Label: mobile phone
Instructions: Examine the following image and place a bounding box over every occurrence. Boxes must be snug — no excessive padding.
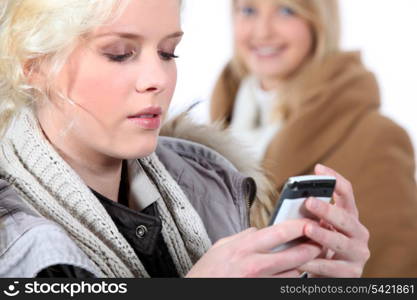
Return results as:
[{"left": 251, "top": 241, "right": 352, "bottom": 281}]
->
[{"left": 269, "top": 175, "right": 336, "bottom": 252}]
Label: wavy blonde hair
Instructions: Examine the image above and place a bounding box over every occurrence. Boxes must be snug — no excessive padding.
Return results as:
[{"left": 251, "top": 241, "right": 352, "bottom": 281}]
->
[
  {"left": 0, "top": 0, "right": 132, "bottom": 136},
  {"left": 231, "top": 0, "right": 341, "bottom": 119}
]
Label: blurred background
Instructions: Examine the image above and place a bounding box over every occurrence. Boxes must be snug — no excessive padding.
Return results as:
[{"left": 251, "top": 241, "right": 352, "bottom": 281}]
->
[{"left": 170, "top": 0, "right": 417, "bottom": 154}]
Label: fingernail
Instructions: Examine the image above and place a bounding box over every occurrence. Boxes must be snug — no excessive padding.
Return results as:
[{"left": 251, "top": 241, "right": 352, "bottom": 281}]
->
[
  {"left": 306, "top": 224, "right": 315, "bottom": 235},
  {"left": 315, "top": 164, "right": 326, "bottom": 173},
  {"left": 307, "top": 198, "right": 320, "bottom": 210}
]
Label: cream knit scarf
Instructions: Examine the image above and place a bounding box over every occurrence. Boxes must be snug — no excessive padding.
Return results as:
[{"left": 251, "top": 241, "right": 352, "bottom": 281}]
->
[
  {"left": 0, "top": 109, "right": 212, "bottom": 277},
  {"left": 230, "top": 76, "right": 282, "bottom": 161}
]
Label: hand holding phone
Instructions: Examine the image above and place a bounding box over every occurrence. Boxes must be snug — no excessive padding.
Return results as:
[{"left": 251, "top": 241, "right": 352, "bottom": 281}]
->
[{"left": 269, "top": 175, "right": 336, "bottom": 252}]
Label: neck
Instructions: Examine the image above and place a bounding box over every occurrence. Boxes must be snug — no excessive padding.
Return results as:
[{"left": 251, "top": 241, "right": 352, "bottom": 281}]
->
[
  {"left": 36, "top": 108, "right": 123, "bottom": 202},
  {"left": 259, "top": 76, "right": 284, "bottom": 92},
  {"left": 58, "top": 149, "right": 123, "bottom": 202}
]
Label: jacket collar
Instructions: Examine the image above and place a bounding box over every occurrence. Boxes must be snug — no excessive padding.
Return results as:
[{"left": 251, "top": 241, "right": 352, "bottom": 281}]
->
[{"left": 263, "top": 52, "right": 380, "bottom": 188}]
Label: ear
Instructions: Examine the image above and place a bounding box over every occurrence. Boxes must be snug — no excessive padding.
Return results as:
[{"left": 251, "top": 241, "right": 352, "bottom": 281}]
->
[{"left": 24, "top": 58, "right": 44, "bottom": 87}]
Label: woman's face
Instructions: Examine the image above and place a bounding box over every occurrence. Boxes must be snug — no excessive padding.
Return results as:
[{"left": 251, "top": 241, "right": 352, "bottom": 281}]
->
[
  {"left": 234, "top": 0, "right": 313, "bottom": 89},
  {"left": 37, "top": 0, "right": 182, "bottom": 161}
]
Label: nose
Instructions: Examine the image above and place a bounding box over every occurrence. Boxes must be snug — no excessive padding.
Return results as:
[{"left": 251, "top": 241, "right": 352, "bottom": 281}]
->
[
  {"left": 253, "top": 13, "right": 275, "bottom": 40},
  {"left": 135, "top": 52, "right": 169, "bottom": 95}
]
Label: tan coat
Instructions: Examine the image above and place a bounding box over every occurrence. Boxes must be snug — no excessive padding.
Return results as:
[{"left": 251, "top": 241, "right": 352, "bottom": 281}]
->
[{"left": 211, "top": 52, "right": 417, "bottom": 277}]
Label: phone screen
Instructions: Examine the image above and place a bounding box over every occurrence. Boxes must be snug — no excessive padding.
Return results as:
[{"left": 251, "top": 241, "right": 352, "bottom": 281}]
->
[
  {"left": 269, "top": 175, "right": 336, "bottom": 252},
  {"left": 269, "top": 175, "right": 336, "bottom": 225}
]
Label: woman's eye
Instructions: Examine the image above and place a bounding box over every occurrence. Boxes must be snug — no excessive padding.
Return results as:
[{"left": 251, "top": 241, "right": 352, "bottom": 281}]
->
[
  {"left": 278, "top": 6, "right": 296, "bottom": 16},
  {"left": 239, "top": 6, "right": 257, "bottom": 16},
  {"left": 103, "top": 51, "right": 135, "bottom": 63},
  {"left": 159, "top": 51, "right": 179, "bottom": 61}
]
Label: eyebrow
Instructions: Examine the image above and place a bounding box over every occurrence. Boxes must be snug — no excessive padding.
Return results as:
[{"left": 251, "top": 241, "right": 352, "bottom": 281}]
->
[{"left": 94, "top": 31, "right": 184, "bottom": 40}]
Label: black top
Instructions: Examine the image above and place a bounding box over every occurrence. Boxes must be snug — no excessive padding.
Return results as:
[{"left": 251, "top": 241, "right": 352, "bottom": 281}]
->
[{"left": 37, "top": 162, "right": 179, "bottom": 278}]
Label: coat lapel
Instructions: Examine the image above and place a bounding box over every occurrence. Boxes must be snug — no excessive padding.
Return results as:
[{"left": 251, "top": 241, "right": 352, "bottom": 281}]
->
[{"left": 263, "top": 53, "right": 380, "bottom": 189}]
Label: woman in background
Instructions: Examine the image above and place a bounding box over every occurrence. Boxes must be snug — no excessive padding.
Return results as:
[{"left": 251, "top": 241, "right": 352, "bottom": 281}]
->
[{"left": 210, "top": 0, "right": 417, "bottom": 277}]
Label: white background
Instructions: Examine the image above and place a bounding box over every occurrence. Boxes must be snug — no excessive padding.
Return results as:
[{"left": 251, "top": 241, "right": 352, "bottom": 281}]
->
[{"left": 171, "top": 0, "right": 417, "bottom": 153}]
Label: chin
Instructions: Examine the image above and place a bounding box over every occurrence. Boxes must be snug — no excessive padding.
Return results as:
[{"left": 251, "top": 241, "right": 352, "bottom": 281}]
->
[{"left": 115, "top": 138, "right": 159, "bottom": 160}]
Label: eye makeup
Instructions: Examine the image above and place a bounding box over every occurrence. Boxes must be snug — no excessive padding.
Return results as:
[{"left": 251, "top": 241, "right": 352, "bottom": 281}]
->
[
  {"left": 158, "top": 51, "right": 179, "bottom": 61},
  {"left": 100, "top": 42, "right": 137, "bottom": 63},
  {"left": 94, "top": 32, "right": 182, "bottom": 64}
]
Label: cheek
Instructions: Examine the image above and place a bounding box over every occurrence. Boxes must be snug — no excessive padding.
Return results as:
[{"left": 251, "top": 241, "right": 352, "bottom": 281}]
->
[
  {"left": 169, "top": 64, "right": 178, "bottom": 91},
  {"left": 164, "top": 64, "right": 177, "bottom": 105},
  {"left": 288, "top": 21, "right": 314, "bottom": 58},
  {"left": 69, "top": 65, "right": 133, "bottom": 116},
  {"left": 234, "top": 19, "right": 252, "bottom": 47}
]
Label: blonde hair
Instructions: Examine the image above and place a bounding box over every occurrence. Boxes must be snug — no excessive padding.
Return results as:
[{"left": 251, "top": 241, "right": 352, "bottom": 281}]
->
[
  {"left": 231, "top": 0, "right": 341, "bottom": 119},
  {"left": 0, "top": 0, "right": 129, "bottom": 136}
]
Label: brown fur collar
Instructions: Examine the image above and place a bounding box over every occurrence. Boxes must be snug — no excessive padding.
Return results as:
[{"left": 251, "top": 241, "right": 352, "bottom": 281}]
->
[{"left": 161, "top": 113, "right": 276, "bottom": 227}]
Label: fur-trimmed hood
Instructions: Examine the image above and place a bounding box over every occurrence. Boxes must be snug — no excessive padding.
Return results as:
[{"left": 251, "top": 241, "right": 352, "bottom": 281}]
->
[{"left": 161, "top": 114, "right": 276, "bottom": 227}]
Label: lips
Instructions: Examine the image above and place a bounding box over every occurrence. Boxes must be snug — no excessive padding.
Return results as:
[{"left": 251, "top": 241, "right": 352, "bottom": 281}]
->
[
  {"left": 135, "top": 114, "right": 159, "bottom": 118},
  {"left": 128, "top": 107, "right": 162, "bottom": 130},
  {"left": 128, "top": 107, "right": 162, "bottom": 119}
]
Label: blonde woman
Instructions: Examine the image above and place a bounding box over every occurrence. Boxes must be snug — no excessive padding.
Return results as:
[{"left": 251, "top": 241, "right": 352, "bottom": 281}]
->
[
  {"left": 0, "top": 0, "right": 369, "bottom": 278},
  {"left": 210, "top": 0, "right": 417, "bottom": 277}
]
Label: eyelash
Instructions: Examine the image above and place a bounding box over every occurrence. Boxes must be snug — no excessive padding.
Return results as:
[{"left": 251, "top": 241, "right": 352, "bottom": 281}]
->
[
  {"left": 105, "top": 52, "right": 135, "bottom": 62},
  {"left": 104, "top": 51, "right": 179, "bottom": 63},
  {"left": 159, "top": 51, "right": 179, "bottom": 61}
]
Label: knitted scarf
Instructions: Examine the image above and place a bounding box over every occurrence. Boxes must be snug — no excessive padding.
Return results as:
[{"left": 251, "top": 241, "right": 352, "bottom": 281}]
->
[
  {"left": 229, "top": 76, "right": 282, "bottom": 161},
  {"left": 0, "top": 109, "right": 212, "bottom": 277}
]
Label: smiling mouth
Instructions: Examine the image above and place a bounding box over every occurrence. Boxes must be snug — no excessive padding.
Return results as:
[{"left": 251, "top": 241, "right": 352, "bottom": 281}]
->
[{"left": 252, "top": 46, "right": 286, "bottom": 57}]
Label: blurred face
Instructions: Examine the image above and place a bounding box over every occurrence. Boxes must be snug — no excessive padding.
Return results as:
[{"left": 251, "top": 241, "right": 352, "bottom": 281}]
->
[
  {"left": 36, "top": 0, "right": 182, "bottom": 162},
  {"left": 234, "top": 0, "right": 313, "bottom": 90}
]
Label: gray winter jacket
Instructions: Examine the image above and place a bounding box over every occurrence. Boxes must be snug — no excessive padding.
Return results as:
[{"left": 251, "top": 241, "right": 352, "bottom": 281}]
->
[{"left": 0, "top": 135, "right": 256, "bottom": 277}]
